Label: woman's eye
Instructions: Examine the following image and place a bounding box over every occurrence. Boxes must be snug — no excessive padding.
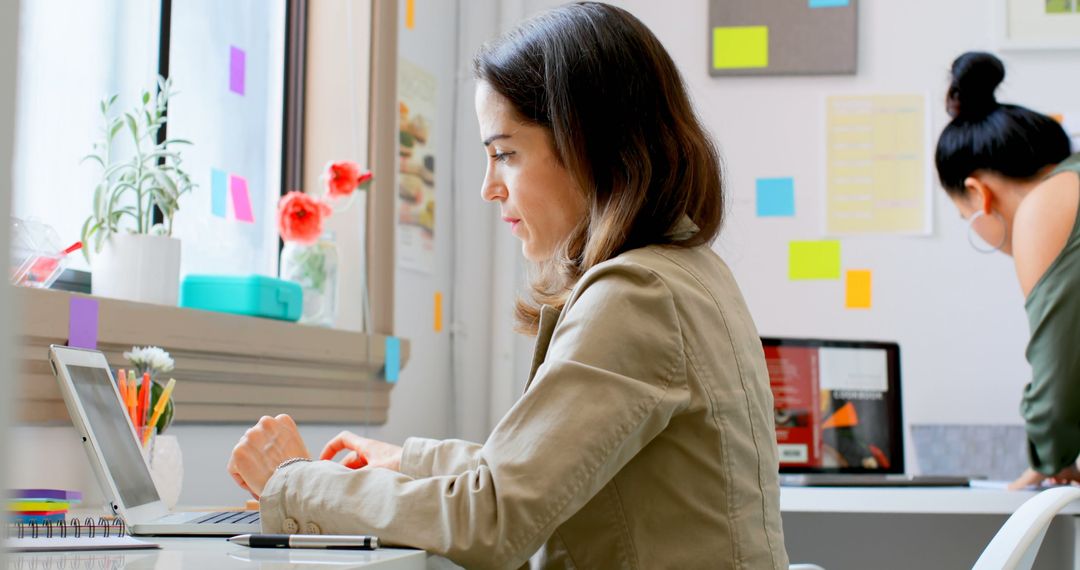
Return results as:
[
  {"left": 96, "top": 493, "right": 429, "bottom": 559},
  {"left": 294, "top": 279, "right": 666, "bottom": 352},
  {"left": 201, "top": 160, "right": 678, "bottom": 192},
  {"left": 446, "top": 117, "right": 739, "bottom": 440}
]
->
[{"left": 490, "top": 151, "right": 514, "bottom": 163}]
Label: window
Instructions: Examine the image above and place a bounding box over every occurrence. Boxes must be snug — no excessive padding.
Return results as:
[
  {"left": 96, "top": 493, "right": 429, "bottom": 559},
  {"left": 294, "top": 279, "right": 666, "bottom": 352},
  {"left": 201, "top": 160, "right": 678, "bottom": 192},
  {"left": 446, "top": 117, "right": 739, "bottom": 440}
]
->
[
  {"left": 12, "top": 0, "right": 160, "bottom": 271},
  {"left": 13, "top": 0, "right": 289, "bottom": 278}
]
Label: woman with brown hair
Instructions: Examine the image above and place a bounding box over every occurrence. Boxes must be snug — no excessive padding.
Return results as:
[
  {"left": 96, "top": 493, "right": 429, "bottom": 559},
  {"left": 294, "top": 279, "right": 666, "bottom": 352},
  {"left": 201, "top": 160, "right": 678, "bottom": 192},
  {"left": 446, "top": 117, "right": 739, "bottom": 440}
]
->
[{"left": 228, "top": 3, "right": 788, "bottom": 568}]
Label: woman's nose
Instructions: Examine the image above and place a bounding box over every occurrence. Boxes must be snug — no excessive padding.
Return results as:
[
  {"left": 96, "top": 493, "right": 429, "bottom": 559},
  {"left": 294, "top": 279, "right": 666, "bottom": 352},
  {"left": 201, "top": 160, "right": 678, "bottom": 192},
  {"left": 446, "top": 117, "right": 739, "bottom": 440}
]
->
[{"left": 481, "top": 174, "right": 507, "bottom": 202}]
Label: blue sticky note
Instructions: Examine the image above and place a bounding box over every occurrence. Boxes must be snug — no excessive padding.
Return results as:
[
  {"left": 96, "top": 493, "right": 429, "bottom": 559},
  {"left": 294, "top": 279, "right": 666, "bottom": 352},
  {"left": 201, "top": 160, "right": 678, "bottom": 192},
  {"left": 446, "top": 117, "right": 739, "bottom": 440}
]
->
[
  {"left": 809, "top": 0, "right": 849, "bottom": 7},
  {"left": 384, "top": 336, "right": 400, "bottom": 383},
  {"left": 756, "top": 177, "right": 795, "bottom": 217},
  {"left": 68, "top": 297, "right": 99, "bottom": 349},
  {"left": 211, "top": 168, "right": 227, "bottom": 218}
]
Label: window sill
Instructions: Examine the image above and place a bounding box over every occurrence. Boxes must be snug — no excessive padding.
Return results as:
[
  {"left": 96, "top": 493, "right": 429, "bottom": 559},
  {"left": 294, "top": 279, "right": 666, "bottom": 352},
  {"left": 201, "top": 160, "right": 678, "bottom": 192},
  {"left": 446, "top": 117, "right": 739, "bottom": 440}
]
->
[{"left": 16, "top": 287, "right": 409, "bottom": 425}]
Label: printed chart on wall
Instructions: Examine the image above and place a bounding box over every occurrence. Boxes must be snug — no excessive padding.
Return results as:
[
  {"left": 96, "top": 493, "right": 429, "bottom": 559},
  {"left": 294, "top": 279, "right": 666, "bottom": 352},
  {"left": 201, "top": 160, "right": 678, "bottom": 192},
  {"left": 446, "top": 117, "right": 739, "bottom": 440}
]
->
[
  {"left": 397, "top": 59, "right": 437, "bottom": 274},
  {"left": 824, "top": 94, "right": 931, "bottom": 236}
]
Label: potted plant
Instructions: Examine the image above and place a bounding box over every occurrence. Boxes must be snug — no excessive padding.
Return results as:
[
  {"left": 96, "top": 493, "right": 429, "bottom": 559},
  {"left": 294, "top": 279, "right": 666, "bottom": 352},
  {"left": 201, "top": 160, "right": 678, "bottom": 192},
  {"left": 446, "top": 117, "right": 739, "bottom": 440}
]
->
[{"left": 81, "top": 76, "right": 194, "bottom": 305}]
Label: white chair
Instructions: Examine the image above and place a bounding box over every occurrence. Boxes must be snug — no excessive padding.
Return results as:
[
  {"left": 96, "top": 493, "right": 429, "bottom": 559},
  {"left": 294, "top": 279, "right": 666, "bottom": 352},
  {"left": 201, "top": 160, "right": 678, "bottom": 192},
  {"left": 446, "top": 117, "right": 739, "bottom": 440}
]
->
[{"left": 973, "top": 486, "right": 1080, "bottom": 570}]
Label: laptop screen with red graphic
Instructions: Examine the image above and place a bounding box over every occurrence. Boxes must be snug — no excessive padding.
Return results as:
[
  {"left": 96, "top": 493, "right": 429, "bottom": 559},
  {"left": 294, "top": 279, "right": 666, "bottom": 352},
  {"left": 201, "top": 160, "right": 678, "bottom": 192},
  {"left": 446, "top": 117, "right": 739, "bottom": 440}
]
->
[{"left": 762, "top": 338, "right": 904, "bottom": 475}]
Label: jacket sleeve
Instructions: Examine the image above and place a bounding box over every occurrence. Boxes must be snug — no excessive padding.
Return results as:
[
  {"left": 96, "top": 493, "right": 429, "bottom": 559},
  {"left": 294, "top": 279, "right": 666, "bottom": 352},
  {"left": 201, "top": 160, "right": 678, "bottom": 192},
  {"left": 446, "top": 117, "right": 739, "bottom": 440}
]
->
[
  {"left": 1021, "top": 290, "right": 1080, "bottom": 475},
  {"left": 400, "top": 437, "right": 482, "bottom": 479},
  {"left": 259, "top": 261, "right": 689, "bottom": 570}
]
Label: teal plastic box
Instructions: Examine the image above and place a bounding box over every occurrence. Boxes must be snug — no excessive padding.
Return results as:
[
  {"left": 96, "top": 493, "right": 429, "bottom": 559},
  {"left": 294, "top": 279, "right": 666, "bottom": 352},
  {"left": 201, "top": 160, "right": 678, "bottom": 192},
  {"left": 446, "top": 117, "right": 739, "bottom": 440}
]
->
[{"left": 180, "top": 275, "right": 303, "bottom": 322}]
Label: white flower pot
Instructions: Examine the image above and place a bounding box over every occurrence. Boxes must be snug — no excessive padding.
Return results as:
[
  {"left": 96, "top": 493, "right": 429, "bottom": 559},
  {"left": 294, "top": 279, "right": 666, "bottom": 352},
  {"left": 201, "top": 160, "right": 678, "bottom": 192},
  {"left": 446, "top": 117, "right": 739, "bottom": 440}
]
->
[{"left": 92, "top": 234, "right": 181, "bottom": 305}]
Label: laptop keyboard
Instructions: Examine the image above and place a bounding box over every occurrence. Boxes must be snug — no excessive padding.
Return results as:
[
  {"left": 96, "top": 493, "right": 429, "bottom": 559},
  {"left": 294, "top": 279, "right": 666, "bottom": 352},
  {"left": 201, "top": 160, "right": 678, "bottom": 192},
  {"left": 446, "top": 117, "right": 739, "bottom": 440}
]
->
[{"left": 191, "top": 511, "right": 261, "bottom": 525}]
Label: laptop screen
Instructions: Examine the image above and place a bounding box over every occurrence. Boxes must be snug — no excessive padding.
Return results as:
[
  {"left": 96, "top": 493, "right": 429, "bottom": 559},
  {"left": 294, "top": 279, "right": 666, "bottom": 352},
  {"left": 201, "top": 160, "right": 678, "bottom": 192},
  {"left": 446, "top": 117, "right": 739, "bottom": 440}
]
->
[
  {"left": 761, "top": 338, "right": 903, "bottom": 474},
  {"left": 68, "top": 365, "right": 162, "bottom": 508}
]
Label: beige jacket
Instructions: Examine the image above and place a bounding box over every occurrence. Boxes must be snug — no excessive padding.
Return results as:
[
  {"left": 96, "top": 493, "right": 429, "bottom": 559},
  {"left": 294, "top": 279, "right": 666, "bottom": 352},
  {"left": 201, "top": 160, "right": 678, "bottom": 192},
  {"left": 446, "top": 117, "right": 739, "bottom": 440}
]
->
[{"left": 261, "top": 228, "right": 788, "bottom": 569}]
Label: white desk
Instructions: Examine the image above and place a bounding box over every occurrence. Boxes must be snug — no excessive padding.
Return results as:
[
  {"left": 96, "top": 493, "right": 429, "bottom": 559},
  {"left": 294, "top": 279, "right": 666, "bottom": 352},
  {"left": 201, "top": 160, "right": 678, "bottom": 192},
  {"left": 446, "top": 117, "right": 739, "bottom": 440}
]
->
[
  {"left": 780, "top": 487, "right": 1080, "bottom": 570},
  {"left": 6, "top": 536, "right": 429, "bottom": 569}
]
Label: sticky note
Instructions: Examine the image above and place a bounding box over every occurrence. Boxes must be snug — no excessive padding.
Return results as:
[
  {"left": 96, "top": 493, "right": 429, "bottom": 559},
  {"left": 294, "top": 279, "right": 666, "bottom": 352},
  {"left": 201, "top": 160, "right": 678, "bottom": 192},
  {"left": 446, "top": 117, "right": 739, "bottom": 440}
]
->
[
  {"left": 211, "top": 168, "right": 227, "bottom": 218},
  {"left": 756, "top": 177, "right": 795, "bottom": 217},
  {"left": 385, "top": 336, "right": 400, "bottom": 382},
  {"left": 230, "top": 175, "right": 254, "bottom": 223},
  {"left": 789, "top": 240, "right": 841, "bottom": 280},
  {"left": 406, "top": 0, "right": 416, "bottom": 29},
  {"left": 68, "top": 297, "right": 99, "bottom": 349},
  {"left": 713, "top": 26, "right": 768, "bottom": 70},
  {"left": 809, "top": 0, "right": 849, "bottom": 7},
  {"left": 230, "top": 46, "right": 245, "bottom": 95},
  {"left": 1051, "top": 113, "right": 1065, "bottom": 124},
  {"left": 434, "top": 291, "right": 443, "bottom": 332},
  {"left": 845, "top": 270, "right": 872, "bottom": 309}
]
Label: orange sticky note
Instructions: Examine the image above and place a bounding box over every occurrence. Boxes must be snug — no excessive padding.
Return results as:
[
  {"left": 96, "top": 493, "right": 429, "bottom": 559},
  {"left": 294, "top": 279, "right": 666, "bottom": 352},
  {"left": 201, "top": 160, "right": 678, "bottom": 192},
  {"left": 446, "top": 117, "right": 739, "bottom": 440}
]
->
[
  {"left": 406, "top": 0, "right": 415, "bottom": 29},
  {"left": 434, "top": 291, "right": 443, "bottom": 332},
  {"left": 1051, "top": 113, "right": 1065, "bottom": 124},
  {"left": 845, "top": 269, "right": 872, "bottom": 309}
]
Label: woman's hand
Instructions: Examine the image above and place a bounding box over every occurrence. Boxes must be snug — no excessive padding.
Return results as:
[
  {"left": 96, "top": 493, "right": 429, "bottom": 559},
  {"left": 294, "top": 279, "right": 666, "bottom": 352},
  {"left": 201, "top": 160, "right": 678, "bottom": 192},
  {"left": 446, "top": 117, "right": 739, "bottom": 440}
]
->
[
  {"left": 227, "top": 414, "right": 310, "bottom": 499},
  {"left": 1008, "top": 465, "right": 1080, "bottom": 490},
  {"left": 320, "top": 431, "right": 403, "bottom": 471}
]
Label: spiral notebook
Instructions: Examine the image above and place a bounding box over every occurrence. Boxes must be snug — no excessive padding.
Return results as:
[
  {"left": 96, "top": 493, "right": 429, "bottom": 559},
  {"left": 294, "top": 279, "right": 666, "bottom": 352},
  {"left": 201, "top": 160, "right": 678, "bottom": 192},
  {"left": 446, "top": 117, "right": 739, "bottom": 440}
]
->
[{"left": 4, "top": 517, "right": 159, "bottom": 552}]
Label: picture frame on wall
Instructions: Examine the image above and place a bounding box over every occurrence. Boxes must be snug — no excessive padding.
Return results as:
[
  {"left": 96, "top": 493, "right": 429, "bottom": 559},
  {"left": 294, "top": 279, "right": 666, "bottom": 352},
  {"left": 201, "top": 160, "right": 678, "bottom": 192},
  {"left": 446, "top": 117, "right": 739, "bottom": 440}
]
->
[{"left": 997, "top": 0, "right": 1080, "bottom": 50}]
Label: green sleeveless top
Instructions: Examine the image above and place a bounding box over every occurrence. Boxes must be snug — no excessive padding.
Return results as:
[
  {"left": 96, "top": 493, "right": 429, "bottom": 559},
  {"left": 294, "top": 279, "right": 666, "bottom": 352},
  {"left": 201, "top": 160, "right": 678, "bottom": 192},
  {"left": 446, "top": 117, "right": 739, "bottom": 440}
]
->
[{"left": 1021, "top": 152, "right": 1080, "bottom": 475}]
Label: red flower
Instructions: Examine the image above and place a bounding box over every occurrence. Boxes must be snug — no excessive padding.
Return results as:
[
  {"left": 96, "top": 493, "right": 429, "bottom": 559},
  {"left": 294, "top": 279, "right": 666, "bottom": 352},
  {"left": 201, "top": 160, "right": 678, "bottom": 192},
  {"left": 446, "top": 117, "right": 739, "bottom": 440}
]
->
[
  {"left": 278, "top": 191, "right": 331, "bottom": 245},
  {"left": 324, "top": 161, "right": 373, "bottom": 198}
]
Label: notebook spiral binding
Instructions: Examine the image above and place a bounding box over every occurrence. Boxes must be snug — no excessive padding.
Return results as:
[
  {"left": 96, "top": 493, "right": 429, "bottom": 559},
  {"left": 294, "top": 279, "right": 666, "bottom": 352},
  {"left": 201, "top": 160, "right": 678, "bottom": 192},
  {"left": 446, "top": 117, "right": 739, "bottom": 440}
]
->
[{"left": 5, "top": 517, "right": 126, "bottom": 539}]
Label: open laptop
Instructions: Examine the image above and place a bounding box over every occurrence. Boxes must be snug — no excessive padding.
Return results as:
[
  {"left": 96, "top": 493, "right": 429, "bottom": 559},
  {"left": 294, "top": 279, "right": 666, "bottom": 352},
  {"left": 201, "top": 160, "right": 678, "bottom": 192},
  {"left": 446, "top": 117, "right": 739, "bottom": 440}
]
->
[
  {"left": 762, "top": 338, "right": 972, "bottom": 487},
  {"left": 48, "top": 345, "right": 261, "bottom": 535}
]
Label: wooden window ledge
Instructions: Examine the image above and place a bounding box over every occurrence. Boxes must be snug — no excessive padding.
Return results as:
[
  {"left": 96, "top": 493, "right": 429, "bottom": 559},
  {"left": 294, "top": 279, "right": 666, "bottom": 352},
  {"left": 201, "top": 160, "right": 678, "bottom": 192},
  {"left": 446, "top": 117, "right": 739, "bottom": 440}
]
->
[{"left": 16, "top": 288, "right": 409, "bottom": 424}]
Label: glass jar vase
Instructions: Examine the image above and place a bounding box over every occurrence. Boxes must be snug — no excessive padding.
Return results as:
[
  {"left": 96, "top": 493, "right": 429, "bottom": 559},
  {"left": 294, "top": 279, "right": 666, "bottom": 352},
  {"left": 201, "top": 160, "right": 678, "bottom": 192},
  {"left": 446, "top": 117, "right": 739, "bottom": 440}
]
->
[{"left": 279, "top": 235, "right": 339, "bottom": 327}]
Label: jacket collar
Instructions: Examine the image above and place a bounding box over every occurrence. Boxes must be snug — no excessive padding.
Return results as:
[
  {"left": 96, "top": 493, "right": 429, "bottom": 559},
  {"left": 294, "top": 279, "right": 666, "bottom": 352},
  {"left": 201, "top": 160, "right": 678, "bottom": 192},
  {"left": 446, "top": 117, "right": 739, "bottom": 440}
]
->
[{"left": 665, "top": 215, "right": 699, "bottom": 241}]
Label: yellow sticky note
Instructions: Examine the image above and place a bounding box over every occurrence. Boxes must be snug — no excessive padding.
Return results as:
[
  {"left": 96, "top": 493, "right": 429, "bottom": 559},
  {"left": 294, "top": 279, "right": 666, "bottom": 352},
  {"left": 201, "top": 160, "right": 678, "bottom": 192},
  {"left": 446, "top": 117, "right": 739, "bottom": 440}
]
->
[
  {"left": 789, "top": 240, "right": 841, "bottom": 280},
  {"left": 713, "top": 26, "right": 768, "bottom": 70},
  {"left": 845, "top": 269, "right": 872, "bottom": 309},
  {"left": 406, "top": 0, "right": 416, "bottom": 29},
  {"left": 434, "top": 291, "right": 443, "bottom": 332}
]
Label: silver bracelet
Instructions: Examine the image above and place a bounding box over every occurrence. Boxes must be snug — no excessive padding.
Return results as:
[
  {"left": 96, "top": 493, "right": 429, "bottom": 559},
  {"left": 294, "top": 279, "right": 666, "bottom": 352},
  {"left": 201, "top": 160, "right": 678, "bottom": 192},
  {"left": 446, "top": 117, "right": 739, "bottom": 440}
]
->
[{"left": 276, "top": 457, "right": 313, "bottom": 471}]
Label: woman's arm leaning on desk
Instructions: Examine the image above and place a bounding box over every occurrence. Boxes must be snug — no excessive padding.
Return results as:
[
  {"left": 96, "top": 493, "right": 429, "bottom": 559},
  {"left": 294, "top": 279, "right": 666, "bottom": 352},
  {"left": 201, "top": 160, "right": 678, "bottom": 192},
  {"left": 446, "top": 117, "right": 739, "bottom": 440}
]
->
[{"left": 229, "top": 261, "right": 689, "bottom": 569}]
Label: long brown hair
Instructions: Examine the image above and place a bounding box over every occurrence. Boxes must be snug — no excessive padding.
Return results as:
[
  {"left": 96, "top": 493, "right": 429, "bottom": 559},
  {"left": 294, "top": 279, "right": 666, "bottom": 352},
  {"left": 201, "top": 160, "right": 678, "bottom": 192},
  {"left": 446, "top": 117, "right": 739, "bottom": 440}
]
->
[{"left": 474, "top": 2, "right": 724, "bottom": 334}]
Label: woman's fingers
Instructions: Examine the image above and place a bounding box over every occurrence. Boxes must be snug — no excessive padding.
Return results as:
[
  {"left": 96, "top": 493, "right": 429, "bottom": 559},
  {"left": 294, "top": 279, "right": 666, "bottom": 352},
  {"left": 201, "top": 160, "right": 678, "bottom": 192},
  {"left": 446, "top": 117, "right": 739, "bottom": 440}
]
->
[
  {"left": 340, "top": 450, "right": 368, "bottom": 469},
  {"left": 319, "top": 431, "right": 359, "bottom": 461}
]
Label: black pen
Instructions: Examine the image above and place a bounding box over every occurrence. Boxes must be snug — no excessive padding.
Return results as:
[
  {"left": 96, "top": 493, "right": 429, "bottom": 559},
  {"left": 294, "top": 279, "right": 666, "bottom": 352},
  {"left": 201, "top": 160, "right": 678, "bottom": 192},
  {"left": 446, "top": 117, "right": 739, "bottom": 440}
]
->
[{"left": 229, "top": 533, "right": 380, "bottom": 550}]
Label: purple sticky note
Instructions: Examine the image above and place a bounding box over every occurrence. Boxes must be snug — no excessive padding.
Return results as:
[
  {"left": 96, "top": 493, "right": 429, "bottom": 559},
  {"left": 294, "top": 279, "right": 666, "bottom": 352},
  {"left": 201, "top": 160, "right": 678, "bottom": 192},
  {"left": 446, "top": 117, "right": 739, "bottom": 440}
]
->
[
  {"left": 230, "top": 175, "right": 254, "bottom": 223},
  {"left": 230, "top": 45, "right": 245, "bottom": 95},
  {"left": 68, "top": 297, "right": 99, "bottom": 349}
]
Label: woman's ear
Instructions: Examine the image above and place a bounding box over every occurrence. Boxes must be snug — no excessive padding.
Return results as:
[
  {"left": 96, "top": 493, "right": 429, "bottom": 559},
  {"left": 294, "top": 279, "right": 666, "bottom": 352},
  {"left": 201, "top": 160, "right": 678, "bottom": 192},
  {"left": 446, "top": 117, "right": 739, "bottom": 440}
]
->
[{"left": 962, "top": 175, "right": 994, "bottom": 215}]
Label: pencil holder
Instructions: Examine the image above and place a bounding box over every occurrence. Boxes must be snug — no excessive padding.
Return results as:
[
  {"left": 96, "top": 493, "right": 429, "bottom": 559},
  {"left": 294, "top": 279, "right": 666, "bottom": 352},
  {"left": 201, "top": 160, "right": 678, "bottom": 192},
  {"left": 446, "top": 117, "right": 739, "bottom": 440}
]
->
[{"left": 148, "top": 433, "right": 183, "bottom": 510}]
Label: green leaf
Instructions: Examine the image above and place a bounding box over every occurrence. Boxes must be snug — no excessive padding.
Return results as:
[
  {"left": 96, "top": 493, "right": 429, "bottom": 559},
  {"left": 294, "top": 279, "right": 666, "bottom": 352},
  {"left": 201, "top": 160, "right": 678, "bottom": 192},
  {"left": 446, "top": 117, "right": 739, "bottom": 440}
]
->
[
  {"left": 81, "top": 154, "right": 105, "bottom": 168},
  {"left": 163, "top": 138, "right": 192, "bottom": 146},
  {"left": 107, "top": 93, "right": 119, "bottom": 107},
  {"left": 124, "top": 112, "right": 139, "bottom": 143},
  {"left": 142, "top": 90, "right": 150, "bottom": 105},
  {"left": 93, "top": 182, "right": 107, "bottom": 220},
  {"left": 109, "top": 119, "right": 123, "bottom": 141}
]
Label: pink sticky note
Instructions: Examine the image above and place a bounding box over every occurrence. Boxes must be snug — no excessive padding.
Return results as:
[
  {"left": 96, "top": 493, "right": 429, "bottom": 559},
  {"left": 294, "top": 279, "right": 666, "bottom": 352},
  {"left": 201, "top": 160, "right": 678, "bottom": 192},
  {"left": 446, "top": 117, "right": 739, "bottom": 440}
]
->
[
  {"left": 68, "top": 297, "right": 99, "bottom": 349},
  {"left": 230, "top": 175, "right": 254, "bottom": 223},
  {"left": 230, "top": 46, "right": 245, "bottom": 95}
]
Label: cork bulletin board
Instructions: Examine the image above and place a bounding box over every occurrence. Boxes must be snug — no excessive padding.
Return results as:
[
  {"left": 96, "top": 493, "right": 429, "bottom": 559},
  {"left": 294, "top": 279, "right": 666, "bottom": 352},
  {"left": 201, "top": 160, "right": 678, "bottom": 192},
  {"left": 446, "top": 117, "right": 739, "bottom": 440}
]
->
[{"left": 708, "top": 0, "right": 858, "bottom": 76}]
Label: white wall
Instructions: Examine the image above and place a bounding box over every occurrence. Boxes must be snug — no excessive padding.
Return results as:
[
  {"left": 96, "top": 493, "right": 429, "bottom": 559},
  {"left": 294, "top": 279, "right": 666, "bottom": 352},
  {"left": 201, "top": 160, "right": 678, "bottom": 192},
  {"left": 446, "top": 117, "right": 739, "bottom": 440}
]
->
[{"left": 498, "top": 0, "right": 1080, "bottom": 445}]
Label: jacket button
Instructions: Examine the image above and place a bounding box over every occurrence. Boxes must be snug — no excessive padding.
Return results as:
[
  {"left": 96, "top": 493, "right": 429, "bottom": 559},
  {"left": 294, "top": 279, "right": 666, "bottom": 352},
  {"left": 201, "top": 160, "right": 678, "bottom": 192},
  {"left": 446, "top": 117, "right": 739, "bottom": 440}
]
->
[
  {"left": 303, "top": 522, "right": 321, "bottom": 535},
  {"left": 282, "top": 518, "right": 299, "bottom": 534}
]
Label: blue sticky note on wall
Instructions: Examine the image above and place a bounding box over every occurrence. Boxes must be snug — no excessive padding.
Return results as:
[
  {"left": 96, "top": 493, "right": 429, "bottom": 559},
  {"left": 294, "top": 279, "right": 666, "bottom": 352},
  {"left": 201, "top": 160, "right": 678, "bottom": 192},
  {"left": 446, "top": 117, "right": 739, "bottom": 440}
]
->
[
  {"left": 211, "top": 168, "right": 227, "bottom": 218},
  {"left": 756, "top": 177, "right": 796, "bottom": 217},
  {"left": 384, "top": 336, "right": 400, "bottom": 382},
  {"left": 809, "top": 0, "right": 849, "bottom": 7}
]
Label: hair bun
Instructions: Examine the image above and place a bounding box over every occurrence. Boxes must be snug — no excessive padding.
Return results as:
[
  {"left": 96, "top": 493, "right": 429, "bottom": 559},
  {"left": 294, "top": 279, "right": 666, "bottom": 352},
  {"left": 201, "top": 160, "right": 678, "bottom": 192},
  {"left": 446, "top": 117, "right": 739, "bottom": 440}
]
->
[{"left": 946, "top": 52, "right": 1004, "bottom": 119}]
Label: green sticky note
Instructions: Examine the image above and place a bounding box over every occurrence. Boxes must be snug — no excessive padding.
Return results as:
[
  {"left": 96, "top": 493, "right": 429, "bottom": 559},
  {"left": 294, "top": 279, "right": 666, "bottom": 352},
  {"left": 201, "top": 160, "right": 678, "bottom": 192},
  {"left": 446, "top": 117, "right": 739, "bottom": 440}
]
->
[
  {"left": 713, "top": 26, "right": 769, "bottom": 70},
  {"left": 789, "top": 240, "right": 841, "bottom": 280}
]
